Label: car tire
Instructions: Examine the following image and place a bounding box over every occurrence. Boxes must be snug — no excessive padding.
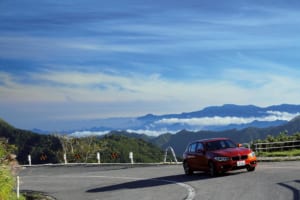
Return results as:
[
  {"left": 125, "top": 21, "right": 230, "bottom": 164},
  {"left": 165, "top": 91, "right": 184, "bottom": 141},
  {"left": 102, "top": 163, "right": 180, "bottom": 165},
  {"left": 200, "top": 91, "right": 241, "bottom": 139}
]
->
[
  {"left": 183, "top": 161, "right": 193, "bottom": 175},
  {"left": 247, "top": 166, "right": 255, "bottom": 172},
  {"left": 208, "top": 161, "right": 218, "bottom": 177}
]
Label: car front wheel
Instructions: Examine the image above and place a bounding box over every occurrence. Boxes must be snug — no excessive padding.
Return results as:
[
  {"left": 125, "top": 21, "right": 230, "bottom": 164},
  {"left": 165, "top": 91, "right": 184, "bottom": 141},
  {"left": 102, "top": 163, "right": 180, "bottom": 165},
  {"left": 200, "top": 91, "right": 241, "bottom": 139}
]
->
[
  {"left": 208, "top": 161, "right": 218, "bottom": 177},
  {"left": 247, "top": 166, "right": 255, "bottom": 172}
]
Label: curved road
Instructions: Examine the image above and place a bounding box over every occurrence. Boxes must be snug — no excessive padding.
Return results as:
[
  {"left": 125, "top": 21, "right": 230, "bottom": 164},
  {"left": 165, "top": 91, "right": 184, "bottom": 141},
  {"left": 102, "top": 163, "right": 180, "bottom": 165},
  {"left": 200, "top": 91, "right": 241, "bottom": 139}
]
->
[{"left": 19, "top": 162, "right": 300, "bottom": 200}]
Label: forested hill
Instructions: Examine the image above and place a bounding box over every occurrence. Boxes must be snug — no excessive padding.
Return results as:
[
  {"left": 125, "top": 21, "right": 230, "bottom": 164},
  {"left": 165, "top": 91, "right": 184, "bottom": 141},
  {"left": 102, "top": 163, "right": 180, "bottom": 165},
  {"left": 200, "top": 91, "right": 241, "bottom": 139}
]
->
[
  {"left": 0, "top": 118, "right": 63, "bottom": 164},
  {"left": 0, "top": 119, "right": 165, "bottom": 164}
]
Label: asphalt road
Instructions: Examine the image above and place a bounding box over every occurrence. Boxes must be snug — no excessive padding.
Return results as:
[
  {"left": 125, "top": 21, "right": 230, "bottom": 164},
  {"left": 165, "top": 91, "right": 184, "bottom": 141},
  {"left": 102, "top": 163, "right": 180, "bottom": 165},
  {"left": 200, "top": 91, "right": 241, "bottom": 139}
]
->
[{"left": 19, "top": 162, "right": 300, "bottom": 200}]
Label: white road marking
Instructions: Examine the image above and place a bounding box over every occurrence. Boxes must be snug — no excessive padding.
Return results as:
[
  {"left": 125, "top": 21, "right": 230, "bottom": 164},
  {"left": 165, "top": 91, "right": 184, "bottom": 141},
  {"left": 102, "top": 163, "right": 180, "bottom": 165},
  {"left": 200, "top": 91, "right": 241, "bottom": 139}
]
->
[
  {"left": 153, "top": 179, "right": 195, "bottom": 200},
  {"left": 84, "top": 175, "right": 196, "bottom": 200},
  {"left": 22, "top": 175, "right": 196, "bottom": 200}
]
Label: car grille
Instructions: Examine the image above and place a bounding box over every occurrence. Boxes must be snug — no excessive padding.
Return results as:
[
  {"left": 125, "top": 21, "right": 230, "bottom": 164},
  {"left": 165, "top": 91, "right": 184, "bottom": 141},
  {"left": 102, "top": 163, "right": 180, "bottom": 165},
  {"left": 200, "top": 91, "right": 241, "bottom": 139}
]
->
[{"left": 231, "top": 155, "right": 248, "bottom": 161}]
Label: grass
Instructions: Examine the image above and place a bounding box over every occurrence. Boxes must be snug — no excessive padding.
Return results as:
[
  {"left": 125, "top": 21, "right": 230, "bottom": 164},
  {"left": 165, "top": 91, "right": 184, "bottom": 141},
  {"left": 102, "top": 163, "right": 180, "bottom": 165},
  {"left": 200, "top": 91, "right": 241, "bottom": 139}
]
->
[
  {"left": 0, "top": 142, "right": 25, "bottom": 200},
  {"left": 0, "top": 165, "right": 25, "bottom": 200},
  {"left": 257, "top": 149, "right": 300, "bottom": 157}
]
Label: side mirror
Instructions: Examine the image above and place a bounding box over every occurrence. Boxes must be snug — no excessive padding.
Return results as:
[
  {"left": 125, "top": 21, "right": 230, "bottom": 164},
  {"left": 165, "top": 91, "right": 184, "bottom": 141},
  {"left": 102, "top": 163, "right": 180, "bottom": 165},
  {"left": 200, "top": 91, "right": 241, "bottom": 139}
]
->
[{"left": 237, "top": 143, "right": 243, "bottom": 148}]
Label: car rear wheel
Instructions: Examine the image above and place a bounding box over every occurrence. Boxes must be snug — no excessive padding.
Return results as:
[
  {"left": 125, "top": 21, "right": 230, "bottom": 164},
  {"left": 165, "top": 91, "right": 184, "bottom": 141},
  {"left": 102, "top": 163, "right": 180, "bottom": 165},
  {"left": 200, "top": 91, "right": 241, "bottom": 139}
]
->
[
  {"left": 183, "top": 161, "right": 193, "bottom": 175},
  {"left": 208, "top": 161, "right": 218, "bottom": 177},
  {"left": 247, "top": 166, "right": 255, "bottom": 172}
]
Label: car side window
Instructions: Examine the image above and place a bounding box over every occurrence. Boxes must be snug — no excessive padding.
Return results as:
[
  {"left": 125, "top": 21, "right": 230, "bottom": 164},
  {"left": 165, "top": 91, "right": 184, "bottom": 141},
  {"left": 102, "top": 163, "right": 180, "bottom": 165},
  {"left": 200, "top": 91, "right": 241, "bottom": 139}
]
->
[
  {"left": 189, "top": 143, "right": 197, "bottom": 153},
  {"left": 196, "top": 142, "right": 204, "bottom": 152}
]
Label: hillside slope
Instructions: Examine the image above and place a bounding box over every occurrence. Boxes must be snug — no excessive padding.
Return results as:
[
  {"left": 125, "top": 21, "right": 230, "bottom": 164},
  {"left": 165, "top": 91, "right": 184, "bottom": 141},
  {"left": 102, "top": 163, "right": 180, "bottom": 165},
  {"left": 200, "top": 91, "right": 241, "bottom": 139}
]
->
[
  {"left": 0, "top": 118, "right": 63, "bottom": 164},
  {"left": 0, "top": 119, "right": 165, "bottom": 164},
  {"left": 98, "top": 135, "right": 164, "bottom": 163}
]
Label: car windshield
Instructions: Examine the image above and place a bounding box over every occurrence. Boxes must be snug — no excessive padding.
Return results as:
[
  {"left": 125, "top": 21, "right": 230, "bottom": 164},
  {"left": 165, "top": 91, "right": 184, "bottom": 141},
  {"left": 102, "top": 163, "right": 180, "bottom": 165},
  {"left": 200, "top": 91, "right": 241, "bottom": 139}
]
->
[{"left": 206, "top": 140, "right": 236, "bottom": 151}]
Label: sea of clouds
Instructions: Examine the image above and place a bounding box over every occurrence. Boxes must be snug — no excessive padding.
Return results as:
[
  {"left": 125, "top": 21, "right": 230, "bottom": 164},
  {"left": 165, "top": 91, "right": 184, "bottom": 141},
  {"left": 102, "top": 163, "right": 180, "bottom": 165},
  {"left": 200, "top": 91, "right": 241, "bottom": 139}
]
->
[{"left": 69, "top": 111, "right": 300, "bottom": 137}]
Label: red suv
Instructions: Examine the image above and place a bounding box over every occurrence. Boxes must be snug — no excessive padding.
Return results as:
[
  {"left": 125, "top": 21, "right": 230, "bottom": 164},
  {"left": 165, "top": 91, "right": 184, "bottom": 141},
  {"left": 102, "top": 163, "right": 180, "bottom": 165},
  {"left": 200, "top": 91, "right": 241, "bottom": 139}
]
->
[{"left": 183, "top": 138, "right": 257, "bottom": 176}]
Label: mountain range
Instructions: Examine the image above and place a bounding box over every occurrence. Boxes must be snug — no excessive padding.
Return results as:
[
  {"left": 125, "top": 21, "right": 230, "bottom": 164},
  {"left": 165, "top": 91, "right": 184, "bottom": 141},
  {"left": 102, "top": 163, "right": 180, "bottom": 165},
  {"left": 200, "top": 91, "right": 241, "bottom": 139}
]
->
[
  {"left": 66, "top": 104, "right": 300, "bottom": 137},
  {"left": 2, "top": 103, "right": 300, "bottom": 161},
  {"left": 104, "top": 115, "right": 300, "bottom": 156}
]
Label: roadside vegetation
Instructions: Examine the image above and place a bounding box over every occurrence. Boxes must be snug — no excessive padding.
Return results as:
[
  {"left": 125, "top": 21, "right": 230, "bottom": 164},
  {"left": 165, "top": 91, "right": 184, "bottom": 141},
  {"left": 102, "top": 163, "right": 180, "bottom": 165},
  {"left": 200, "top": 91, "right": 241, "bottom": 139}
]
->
[
  {"left": 254, "top": 131, "right": 300, "bottom": 143},
  {"left": 257, "top": 149, "right": 300, "bottom": 157},
  {"left": 0, "top": 139, "right": 25, "bottom": 200},
  {"left": 0, "top": 118, "right": 165, "bottom": 164},
  {"left": 57, "top": 134, "right": 165, "bottom": 163},
  {"left": 253, "top": 132, "right": 300, "bottom": 157}
]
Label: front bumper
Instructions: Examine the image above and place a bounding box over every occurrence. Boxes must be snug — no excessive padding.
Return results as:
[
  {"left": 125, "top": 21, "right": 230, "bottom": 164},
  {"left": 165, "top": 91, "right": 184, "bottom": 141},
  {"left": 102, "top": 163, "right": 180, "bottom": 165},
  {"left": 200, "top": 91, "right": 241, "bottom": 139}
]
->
[{"left": 214, "top": 157, "right": 257, "bottom": 172}]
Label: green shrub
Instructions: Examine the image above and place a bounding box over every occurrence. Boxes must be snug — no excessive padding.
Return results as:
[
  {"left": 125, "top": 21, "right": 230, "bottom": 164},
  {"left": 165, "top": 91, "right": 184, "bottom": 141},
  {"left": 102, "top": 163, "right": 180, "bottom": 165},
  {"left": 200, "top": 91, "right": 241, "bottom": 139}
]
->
[
  {"left": 257, "top": 149, "right": 300, "bottom": 157},
  {"left": 0, "top": 141, "right": 24, "bottom": 200},
  {"left": 0, "top": 165, "right": 17, "bottom": 200}
]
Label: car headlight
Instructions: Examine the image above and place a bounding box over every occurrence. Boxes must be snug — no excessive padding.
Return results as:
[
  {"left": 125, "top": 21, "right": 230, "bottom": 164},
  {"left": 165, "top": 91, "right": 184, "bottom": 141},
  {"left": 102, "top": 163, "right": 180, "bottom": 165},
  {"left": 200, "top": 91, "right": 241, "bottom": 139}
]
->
[
  {"left": 248, "top": 152, "right": 256, "bottom": 158},
  {"left": 214, "top": 157, "right": 230, "bottom": 162}
]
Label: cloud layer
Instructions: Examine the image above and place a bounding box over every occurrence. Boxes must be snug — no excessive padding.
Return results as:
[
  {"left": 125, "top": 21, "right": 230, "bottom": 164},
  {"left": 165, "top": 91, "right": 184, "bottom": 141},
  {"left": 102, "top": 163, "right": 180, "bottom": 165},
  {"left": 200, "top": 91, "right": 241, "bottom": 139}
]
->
[
  {"left": 67, "top": 111, "right": 300, "bottom": 137},
  {"left": 155, "top": 111, "right": 300, "bottom": 127}
]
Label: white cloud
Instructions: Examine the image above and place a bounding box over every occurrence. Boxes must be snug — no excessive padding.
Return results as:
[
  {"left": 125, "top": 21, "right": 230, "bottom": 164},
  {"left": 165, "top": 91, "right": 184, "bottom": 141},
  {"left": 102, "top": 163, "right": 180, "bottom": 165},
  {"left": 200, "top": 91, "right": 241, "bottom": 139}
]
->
[
  {"left": 68, "top": 129, "right": 176, "bottom": 137},
  {"left": 63, "top": 111, "right": 300, "bottom": 137},
  {"left": 0, "top": 70, "right": 248, "bottom": 104},
  {"left": 2, "top": 67, "right": 300, "bottom": 122},
  {"left": 155, "top": 111, "right": 300, "bottom": 127},
  {"left": 265, "top": 111, "right": 300, "bottom": 121},
  {"left": 69, "top": 130, "right": 111, "bottom": 137},
  {"left": 63, "top": 41, "right": 142, "bottom": 53},
  {"left": 126, "top": 129, "right": 177, "bottom": 137}
]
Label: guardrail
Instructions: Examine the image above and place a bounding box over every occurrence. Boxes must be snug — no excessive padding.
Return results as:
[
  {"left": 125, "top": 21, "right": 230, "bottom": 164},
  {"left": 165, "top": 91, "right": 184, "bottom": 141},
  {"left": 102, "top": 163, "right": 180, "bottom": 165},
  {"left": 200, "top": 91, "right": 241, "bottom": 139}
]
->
[
  {"left": 254, "top": 140, "right": 300, "bottom": 152},
  {"left": 25, "top": 146, "right": 179, "bottom": 166}
]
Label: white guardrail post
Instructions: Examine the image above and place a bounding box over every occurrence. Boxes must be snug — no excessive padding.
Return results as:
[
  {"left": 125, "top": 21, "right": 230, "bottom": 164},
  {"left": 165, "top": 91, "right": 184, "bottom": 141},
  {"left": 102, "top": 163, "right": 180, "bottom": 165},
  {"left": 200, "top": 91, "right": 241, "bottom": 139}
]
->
[
  {"left": 129, "top": 152, "right": 134, "bottom": 164},
  {"left": 17, "top": 176, "right": 20, "bottom": 199},
  {"left": 28, "top": 155, "right": 31, "bottom": 166},
  {"left": 97, "top": 152, "right": 101, "bottom": 164},
  {"left": 64, "top": 153, "right": 67, "bottom": 164}
]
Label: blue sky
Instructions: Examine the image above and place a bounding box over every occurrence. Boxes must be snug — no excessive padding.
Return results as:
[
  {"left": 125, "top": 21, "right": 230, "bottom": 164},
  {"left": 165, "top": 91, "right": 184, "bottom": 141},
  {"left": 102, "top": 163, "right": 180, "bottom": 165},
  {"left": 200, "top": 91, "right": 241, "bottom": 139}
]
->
[{"left": 1, "top": 0, "right": 300, "bottom": 130}]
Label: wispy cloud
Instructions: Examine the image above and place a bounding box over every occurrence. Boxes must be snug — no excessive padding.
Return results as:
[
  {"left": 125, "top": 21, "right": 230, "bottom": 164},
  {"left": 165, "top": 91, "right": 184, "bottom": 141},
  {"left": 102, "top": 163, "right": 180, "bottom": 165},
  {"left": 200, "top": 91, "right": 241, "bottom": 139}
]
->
[{"left": 1, "top": 65, "right": 300, "bottom": 107}]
